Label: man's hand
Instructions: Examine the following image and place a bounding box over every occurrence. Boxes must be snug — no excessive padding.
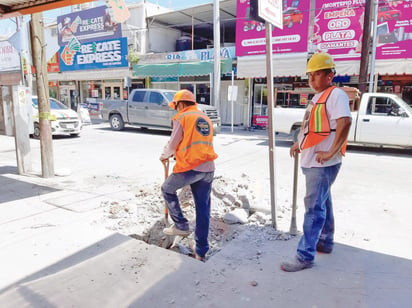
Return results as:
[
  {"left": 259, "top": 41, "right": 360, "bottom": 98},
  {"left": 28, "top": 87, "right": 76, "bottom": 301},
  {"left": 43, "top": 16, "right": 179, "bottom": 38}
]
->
[
  {"left": 315, "top": 151, "right": 333, "bottom": 165},
  {"left": 160, "top": 157, "right": 169, "bottom": 163},
  {"left": 290, "top": 142, "right": 300, "bottom": 158}
]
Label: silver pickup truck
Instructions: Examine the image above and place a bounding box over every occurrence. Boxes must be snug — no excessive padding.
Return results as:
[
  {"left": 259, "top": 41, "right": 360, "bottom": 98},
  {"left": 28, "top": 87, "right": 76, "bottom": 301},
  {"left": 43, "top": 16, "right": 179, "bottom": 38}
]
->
[{"left": 100, "top": 89, "right": 221, "bottom": 134}]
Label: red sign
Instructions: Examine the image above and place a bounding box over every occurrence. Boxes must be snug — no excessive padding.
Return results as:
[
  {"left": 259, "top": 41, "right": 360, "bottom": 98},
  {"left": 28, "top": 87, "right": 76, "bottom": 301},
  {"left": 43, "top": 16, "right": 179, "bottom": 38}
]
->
[{"left": 253, "top": 115, "right": 268, "bottom": 128}]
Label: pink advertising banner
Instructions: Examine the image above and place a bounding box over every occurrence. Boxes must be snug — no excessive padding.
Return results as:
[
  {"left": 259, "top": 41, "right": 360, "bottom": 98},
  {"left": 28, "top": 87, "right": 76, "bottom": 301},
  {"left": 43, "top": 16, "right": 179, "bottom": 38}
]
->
[
  {"left": 314, "top": 0, "right": 365, "bottom": 61},
  {"left": 235, "top": 0, "right": 310, "bottom": 57},
  {"left": 376, "top": 1, "right": 412, "bottom": 59}
]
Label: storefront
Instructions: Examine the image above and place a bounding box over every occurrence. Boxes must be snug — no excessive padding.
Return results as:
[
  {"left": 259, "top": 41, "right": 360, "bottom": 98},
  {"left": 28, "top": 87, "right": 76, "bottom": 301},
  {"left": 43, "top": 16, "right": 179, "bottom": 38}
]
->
[{"left": 133, "top": 47, "right": 247, "bottom": 125}]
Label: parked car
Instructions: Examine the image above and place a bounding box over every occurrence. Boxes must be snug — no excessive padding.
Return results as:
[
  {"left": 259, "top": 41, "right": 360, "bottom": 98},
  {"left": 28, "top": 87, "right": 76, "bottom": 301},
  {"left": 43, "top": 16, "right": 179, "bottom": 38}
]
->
[
  {"left": 99, "top": 89, "right": 221, "bottom": 134},
  {"left": 283, "top": 8, "right": 303, "bottom": 28},
  {"left": 31, "top": 96, "right": 82, "bottom": 138},
  {"left": 378, "top": 6, "right": 401, "bottom": 23}
]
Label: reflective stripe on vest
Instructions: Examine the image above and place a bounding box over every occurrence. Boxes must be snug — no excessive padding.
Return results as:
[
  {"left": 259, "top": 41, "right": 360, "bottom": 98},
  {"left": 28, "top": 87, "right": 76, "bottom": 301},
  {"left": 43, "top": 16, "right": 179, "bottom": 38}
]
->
[
  {"left": 300, "top": 86, "right": 347, "bottom": 155},
  {"left": 172, "top": 105, "right": 218, "bottom": 173}
]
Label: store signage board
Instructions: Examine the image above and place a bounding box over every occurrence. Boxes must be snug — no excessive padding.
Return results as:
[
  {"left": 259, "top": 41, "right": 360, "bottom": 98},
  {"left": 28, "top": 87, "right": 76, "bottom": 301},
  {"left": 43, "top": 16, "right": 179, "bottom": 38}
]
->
[
  {"left": 59, "top": 37, "right": 128, "bottom": 71},
  {"left": 258, "top": 0, "right": 283, "bottom": 29},
  {"left": 0, "top": 41, "right": 21, "bottom": 71},
  {"left": 375, "top": 1, "right": 412, "bottom": 60},
  {"left": 57, "top": 5, "right": 122, "bottom": 46},
  {"left": 235, "top": 0, "right": 309, "bottom": 57},
  {"left": 314, "top": 0, "right": 364, "bottom": 61}
]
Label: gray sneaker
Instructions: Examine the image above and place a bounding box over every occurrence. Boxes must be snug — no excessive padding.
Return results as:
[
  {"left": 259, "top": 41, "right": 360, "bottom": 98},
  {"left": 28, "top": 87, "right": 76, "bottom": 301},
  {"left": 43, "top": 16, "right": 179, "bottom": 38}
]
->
[
  {"left": 280, "top": 257, "right": 313, "bottom": 272},
  {"left": 163, "top": 224, "right": 191, "bottom": 237}
]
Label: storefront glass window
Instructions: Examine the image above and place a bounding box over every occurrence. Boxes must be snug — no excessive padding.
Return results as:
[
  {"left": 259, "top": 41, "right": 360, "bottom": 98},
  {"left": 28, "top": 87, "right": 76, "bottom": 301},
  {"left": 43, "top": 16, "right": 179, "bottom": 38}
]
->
[{"left": 253, "top": 84, "right": 267, "bottom": 116}]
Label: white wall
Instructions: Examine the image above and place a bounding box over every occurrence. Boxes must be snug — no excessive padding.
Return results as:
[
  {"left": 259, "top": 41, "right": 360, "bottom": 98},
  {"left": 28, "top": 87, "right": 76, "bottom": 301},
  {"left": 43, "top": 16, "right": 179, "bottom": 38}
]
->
[{"left": 148, "top": 25, "right": 181, "bottom": 53}]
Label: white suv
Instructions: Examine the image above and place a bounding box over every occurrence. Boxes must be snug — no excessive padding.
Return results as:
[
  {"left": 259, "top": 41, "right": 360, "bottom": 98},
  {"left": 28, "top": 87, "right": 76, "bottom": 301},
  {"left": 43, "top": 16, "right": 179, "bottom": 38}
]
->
[{"left": 32, "top": 97, "right": 82, "bottom": 138}]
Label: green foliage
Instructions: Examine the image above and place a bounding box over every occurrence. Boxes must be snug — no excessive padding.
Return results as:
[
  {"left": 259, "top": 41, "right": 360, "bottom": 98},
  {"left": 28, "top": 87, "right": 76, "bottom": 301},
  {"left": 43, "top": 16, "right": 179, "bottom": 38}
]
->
[{"left": 128, "top": 49, "right": 140, "bottom": 65}]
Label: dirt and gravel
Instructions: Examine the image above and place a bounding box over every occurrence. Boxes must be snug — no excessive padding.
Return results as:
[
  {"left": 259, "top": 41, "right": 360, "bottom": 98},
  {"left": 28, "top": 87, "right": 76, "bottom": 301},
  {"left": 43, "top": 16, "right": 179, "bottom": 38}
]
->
[{"left": 92, "top": 174, "right": 293, "bottom": 260}]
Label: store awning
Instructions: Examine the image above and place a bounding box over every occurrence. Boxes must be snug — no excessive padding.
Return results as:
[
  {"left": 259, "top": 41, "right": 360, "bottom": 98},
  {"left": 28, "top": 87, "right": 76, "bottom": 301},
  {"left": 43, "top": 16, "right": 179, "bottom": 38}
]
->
[
  {"left": 238, "top": 53, "right": 412, "bottom": 77},
  {"left": 132, "top": 59, "right": 232, "bottom": 77},
  {"left": 330, "top": 59, "right": 412, "bottom": 76},
  {"left": 237, "top": 53, "right": 308, "bottom": 78}
]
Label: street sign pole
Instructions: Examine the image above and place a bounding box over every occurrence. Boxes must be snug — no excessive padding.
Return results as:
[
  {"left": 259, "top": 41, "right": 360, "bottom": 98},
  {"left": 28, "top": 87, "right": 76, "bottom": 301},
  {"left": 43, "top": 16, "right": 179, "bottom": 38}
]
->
[{"left": 265, "top": 22, "right": 277, "bottom": 230}]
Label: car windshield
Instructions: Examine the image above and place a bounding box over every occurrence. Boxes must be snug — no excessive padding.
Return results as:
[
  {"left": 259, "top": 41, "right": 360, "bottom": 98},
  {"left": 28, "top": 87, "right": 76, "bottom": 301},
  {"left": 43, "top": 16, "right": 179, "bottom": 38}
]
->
[
  {"left": 32, "top": 98, "right": 69, "bottom": 110},
  {"left": 163, "top": 91, "right": 177, "bottom": 102}
]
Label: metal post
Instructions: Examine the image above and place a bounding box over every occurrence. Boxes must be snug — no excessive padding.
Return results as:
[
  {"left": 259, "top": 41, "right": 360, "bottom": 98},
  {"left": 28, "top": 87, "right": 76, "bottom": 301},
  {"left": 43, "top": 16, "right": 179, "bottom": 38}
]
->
[
  {"left": 213, "top": 0, "right": 221, "bottom": 110},
  {"left": 289, "top": 153, "right": 299, "bottom": 235},
  {"left": 265, "top": 21, "right": 277, "bottom": 230},
  {"left": 368, "top": 0, "right": 378, "bottom": 93},
  {"left": 231, "top": 70, "right": 234, "bottom": 133}
]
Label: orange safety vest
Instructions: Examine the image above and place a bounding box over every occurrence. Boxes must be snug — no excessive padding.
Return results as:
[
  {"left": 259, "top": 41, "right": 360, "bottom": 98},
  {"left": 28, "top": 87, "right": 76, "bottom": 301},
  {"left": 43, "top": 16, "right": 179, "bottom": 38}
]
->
[
  {"left": 172, "top": 105, "right": 218, "bottom": 173},
  {"left": 300, "top": 86, "right": 347, "bottom": 155}
]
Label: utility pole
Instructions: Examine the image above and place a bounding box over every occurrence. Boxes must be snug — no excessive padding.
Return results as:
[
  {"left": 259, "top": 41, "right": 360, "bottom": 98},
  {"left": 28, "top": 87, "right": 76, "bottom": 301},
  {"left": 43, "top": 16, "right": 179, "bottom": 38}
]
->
[
  {"left": 31, "top": 12, "right": 54, "bottom": 177},
  {"left": 359, "top": 0, "right": 372, "bottom": 93},
  {"left": 213, "top": 0, "right": 221, "bottom": 110},
  {"left": 368, "top": 0, "right": 379, "bottom": 93}
]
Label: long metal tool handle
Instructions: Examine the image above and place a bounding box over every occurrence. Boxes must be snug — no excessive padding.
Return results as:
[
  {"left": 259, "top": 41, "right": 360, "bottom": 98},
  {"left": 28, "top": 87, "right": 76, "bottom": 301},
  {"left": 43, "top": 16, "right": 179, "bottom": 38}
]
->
[
  {"left": 162, "top": 159, "right": 170, "bottom": 224},
  {"left": 289, "top": 152, "right": 299, "bottom": 235}
]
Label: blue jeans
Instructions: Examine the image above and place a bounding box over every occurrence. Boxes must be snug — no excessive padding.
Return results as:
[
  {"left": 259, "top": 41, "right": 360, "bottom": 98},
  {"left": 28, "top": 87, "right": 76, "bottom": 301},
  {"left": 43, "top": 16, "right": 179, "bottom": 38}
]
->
[
  {"left": 161, "top": 170, "right": 214, "bottom": 258},
  {"left": 297, "top": 163, "right": 341, "bottom": 263}
]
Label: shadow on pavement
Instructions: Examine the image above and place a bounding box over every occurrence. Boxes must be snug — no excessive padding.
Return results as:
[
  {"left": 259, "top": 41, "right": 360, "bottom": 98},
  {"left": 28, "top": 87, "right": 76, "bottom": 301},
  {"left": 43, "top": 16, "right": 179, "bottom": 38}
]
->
[
  {"left": 0, "top": 167, "right": 60, "bottom": 203},
  {"left": 0, "top": 233, "right": 130, "bottom": 295},
  {"left": 1, "top": 225, "right": 411, "bottom": 307}
]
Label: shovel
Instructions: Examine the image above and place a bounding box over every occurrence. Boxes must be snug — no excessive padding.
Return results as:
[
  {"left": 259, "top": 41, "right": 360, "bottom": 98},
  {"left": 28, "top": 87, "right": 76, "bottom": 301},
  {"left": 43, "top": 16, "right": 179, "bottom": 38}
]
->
[
  {"left": 162, "top": 159, "right": 170, "bottom": 225},
  {"left": 289, "top": 152, "right": 299, "bottom": 235}
]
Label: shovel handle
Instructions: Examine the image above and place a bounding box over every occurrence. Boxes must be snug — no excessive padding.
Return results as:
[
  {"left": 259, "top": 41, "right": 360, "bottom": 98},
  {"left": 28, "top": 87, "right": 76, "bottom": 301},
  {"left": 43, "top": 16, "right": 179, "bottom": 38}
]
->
[{"left": 162, "top": 159, "right": 170, "bottom": 223}]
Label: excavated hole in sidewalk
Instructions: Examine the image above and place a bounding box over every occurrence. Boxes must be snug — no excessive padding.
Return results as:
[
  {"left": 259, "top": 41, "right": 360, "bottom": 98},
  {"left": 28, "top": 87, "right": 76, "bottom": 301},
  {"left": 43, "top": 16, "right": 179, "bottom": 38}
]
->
[{"left": 96, "top": 175, "right": 293, "bottom": 262}]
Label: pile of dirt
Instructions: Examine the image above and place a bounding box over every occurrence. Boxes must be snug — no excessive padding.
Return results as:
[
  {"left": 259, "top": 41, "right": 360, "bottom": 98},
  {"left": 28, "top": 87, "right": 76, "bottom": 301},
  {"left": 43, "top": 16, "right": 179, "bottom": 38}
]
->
[{"left": 94, "top": 174, "right": 292, "bottom": 260}]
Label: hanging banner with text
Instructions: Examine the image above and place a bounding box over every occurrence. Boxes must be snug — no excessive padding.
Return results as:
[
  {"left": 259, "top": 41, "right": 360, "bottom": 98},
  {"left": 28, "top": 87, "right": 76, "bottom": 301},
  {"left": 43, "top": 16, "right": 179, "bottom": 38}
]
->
[
  {"left": 376, "top": 0, "right": 412, "bottom": 59},
  {"left": 57, "top": 5, "right": 122, "bottom": 46},
  {"left": 235, "top": 0, "right": 310, "bottom": 56},
  {"left": 314, "top": 0, "right": 365, "bottom": 61},
  {"left": 59, "top": 37, "right": 128, "bottom": 71}
]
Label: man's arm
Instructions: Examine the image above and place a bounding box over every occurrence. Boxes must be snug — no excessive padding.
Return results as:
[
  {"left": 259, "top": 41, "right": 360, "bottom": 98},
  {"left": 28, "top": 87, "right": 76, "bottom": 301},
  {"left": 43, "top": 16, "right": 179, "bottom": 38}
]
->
[
  {"left": 160, "top": 120, "right": 183, "bottom": 161},
  {"left": 315, "top": 116, "right": 352, "bottom": 163}
]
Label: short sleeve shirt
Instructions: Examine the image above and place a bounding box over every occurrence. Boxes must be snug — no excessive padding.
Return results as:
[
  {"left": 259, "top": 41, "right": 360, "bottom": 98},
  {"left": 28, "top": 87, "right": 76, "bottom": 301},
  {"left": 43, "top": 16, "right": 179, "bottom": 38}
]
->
[{"left": 299, "top": 87, "right": 352, "bottom": 168}]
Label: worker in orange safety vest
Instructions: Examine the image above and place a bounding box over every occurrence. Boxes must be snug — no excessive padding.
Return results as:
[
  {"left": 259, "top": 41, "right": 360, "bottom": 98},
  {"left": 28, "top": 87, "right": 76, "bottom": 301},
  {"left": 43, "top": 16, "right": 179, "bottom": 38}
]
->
[
  {"left": 160, "top": 89, "right": 218, "bottom": 262},
  {"left": 281, "top": 52, "right": 352, "bottom": 272}
]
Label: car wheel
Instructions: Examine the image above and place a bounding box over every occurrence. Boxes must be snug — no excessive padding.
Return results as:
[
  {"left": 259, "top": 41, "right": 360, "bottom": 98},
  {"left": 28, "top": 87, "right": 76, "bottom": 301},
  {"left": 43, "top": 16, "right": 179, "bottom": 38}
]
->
[
  {"left": 110, "top": 114, "right": 124, "bottom": 131},
  {"left": 33, "top": 122, "right": 40, "bottom": 139}
]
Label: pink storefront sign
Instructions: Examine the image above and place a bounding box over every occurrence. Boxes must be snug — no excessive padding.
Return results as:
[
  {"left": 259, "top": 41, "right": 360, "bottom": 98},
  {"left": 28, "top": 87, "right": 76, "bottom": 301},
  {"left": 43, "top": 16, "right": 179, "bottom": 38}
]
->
[
  {"left": 313, "top": 0, "right": 365, "bottom": 61},
  {"left": 252, "top": 115, "right": 268, "bottom": 128},
  {"left": 235, "top": 0, "right": 310, "bottom": 57},
  {"left": 376, "top": 1, "right": 412, "bottom": 60}
]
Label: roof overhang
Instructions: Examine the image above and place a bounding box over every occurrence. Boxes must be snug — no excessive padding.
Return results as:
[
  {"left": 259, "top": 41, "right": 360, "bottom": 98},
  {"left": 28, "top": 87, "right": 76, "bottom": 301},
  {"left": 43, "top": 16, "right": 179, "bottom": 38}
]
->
[{"left": 0, "top": 0, "right": 95, "bottom": 19}]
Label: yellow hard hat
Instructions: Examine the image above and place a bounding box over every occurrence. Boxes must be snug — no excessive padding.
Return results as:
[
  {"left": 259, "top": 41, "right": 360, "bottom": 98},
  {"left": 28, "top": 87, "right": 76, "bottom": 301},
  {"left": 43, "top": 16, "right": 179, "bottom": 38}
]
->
[
  {"left": 168, "top": 89, "right": 197, "bottom": 109},
  {"left": 306, "top": 52, "right": 336, "bottom": 73}
]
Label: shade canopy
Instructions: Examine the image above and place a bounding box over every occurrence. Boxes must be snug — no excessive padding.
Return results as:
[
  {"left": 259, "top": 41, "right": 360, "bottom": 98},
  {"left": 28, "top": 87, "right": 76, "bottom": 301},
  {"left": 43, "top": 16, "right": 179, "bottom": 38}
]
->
[{"left": 132, "top": 59, "right": 232, "bottom": 78}]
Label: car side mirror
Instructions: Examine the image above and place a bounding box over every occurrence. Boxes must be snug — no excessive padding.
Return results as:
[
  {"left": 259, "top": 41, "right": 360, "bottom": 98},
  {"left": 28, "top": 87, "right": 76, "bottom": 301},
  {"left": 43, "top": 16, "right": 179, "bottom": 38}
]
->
[{"left": 400, "top": 111, "right": 408, "bottom": 118}]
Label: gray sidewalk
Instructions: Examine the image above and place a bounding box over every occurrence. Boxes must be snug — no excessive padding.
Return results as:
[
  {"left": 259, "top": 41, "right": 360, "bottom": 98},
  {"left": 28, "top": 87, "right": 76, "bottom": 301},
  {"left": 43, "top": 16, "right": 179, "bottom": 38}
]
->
[
  {"left": 1, "top": 131, "right": 412, "bottom": 307},
  {"left": 1, "top": 171, "right": 411, "bottom": 308}
]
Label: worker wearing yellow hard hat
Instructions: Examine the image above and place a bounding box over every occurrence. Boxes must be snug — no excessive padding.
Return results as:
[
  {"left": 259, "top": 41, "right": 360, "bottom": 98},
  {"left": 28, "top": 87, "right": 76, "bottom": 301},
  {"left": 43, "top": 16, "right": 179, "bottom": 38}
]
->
[{"left": 281, "top": 52, "right": 352, "bottom": 272}]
